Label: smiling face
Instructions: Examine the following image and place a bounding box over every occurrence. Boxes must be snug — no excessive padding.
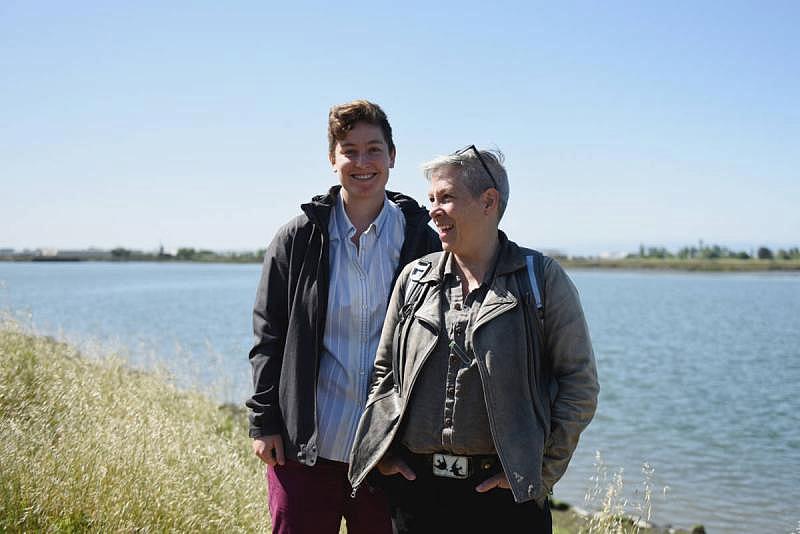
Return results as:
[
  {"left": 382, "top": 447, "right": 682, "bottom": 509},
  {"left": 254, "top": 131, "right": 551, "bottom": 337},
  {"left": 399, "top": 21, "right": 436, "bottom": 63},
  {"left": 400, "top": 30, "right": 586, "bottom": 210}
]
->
[
  {"left": 330, "top": 121, "right": 395, "bottom": 206},
  {"left": 428, "top": 166, "right": 497, "bottom": 259}
]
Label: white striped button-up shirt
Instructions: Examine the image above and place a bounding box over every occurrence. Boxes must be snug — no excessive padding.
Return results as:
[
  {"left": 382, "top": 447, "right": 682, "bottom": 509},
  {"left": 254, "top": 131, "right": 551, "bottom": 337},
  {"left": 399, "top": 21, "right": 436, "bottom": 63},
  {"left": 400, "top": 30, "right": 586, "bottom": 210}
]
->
[{"left": 316, "top": 193, "right": 406, "bottom": 462}]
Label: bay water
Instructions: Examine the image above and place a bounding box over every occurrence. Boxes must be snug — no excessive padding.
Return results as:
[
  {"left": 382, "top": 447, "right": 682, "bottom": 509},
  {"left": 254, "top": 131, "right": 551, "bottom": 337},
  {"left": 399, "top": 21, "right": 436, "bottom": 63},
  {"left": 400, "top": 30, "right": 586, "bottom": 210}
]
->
[{"left": 1, "top": 262, "right": 798, "bottom": 533}]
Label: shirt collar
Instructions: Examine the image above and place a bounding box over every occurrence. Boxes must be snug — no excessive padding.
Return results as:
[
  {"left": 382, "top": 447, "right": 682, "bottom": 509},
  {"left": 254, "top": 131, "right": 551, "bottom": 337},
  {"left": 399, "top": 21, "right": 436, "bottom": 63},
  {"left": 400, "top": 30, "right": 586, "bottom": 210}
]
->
[
  {"left": 425, "top": 232, "right": 526, "bottom": 285},
  {"left": 442, "top": 241, "right": 503, "bottom": 286},
  {"left": 330, "top": 193, "right": 392, "bottom": 242}
]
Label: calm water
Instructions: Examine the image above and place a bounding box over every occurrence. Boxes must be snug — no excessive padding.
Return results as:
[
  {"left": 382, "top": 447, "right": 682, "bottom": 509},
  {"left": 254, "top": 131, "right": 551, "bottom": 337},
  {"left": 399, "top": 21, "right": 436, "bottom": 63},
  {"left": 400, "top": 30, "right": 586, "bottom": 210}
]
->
[{"left": 1, "top": 262, "right": 799, "bottom": 533}]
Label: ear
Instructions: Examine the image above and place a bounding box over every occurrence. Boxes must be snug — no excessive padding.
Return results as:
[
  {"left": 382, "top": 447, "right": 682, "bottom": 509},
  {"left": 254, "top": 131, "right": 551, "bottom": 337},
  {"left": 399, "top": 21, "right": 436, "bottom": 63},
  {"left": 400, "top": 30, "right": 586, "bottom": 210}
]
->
[
  {"left": 389, "top": 148, "right": 396, "bottom": 169},
  {"left": 482, "top": 188, "right": 499, "bottom": 212}
]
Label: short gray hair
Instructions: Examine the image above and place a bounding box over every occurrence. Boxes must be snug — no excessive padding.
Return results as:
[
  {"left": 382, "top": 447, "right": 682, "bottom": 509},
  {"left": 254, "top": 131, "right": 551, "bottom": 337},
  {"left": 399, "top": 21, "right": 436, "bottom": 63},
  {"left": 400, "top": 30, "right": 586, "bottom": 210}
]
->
[{"left": 422, "top": 147, "right": 510, "bottom": 221}]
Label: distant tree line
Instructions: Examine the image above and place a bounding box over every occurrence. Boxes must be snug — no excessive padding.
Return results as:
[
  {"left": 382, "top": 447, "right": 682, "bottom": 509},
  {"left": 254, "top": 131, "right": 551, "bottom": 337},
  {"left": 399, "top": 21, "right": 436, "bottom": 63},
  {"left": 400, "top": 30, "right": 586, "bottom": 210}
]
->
[
  {"left": 174, "top": 248, "right": 267, "bottom": 262},
  {"left": 110, "top": 247, "right": 267, "bottom": 263},
  {"left": 630, "top": 243, "right": 800, "bottom": 261}
]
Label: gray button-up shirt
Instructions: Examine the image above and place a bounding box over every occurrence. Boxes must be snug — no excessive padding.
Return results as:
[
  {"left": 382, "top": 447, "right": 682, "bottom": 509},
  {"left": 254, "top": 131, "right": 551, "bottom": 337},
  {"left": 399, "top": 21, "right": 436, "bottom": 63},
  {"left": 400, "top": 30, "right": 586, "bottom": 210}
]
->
[{"left": 400, "top": 253, "right": 499, "bottom": 455}]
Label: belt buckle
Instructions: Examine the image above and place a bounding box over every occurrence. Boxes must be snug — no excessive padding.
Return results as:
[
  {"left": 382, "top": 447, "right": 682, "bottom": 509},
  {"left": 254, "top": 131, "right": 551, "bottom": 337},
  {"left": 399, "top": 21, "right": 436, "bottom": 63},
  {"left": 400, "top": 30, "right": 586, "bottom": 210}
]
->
[{"left": 432, "top": 453, "right": 470, "bottom": 479}]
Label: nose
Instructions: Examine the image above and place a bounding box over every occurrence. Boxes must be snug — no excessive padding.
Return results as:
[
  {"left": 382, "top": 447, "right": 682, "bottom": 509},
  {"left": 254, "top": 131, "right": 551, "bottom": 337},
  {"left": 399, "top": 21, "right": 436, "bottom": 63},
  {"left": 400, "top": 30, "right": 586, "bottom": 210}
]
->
[
  {"left": 354, "top": 152, "right": 371, "bottom": 167},
  {"left": 429, "top": 201, "right": 443, "bottom": 219}
]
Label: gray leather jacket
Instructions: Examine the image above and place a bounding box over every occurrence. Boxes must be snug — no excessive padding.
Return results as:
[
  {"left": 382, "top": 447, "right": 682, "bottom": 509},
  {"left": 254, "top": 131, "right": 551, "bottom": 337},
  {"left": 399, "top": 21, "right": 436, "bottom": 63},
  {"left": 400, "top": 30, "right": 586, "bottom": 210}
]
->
[{"left": 348, "top": 234, "right": 599, "bottom": 503}]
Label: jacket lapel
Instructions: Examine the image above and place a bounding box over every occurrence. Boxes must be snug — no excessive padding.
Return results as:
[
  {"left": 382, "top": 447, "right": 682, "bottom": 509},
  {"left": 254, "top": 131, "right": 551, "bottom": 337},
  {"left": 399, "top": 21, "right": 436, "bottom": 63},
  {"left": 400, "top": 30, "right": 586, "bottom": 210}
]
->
[
  {"left": 413, "top": 285, "right": 442, "bottom": 331},
  {"left": 473, "top": 276, "right": 518, "bottom": 332}
]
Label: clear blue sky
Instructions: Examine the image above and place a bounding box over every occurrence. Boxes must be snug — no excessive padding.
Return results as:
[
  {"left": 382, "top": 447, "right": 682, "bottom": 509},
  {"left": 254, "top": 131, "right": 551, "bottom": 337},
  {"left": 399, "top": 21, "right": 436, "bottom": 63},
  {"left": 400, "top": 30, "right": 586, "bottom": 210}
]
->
[{"left": 2, "top": 1, "right": 798, "bottom": 255}]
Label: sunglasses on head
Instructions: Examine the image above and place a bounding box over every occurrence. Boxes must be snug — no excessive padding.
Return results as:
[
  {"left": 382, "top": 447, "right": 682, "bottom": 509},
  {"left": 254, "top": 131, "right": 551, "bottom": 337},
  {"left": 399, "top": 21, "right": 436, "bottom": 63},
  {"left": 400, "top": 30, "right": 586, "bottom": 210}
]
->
[{"left": 452, "top": 145, "right": 499, "bottom": 190}]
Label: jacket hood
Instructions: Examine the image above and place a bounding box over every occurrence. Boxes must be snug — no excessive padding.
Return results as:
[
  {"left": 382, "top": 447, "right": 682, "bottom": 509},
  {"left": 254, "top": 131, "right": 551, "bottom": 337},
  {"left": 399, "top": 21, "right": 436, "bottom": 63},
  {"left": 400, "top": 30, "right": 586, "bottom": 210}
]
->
[{"left": 301, "top": 185, "right": 430, "bottom": 229}]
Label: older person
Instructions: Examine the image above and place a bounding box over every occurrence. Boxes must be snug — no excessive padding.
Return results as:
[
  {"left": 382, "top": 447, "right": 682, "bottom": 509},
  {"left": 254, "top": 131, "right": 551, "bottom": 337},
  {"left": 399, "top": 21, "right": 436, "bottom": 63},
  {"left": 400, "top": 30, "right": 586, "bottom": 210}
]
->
[{"left": 348, "top": 147, "right": 599, "bottom": 533}]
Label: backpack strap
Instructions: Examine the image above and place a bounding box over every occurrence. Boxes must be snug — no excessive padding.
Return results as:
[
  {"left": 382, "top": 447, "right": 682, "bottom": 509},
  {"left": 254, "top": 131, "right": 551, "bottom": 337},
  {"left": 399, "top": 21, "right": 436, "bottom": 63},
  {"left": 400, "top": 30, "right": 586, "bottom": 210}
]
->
[
  {"left": 524, "top": 251, "right": 546, "bottom": 329},
  {"left": 519, "top": 250, "right": 554, "bottom": 395}
]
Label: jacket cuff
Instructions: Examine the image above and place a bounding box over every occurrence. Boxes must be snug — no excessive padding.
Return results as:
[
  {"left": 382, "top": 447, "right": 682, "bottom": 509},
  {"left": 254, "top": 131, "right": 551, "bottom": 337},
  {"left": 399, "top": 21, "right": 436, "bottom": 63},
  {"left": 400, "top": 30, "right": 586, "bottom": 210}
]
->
[
  {"left": 249, "top": 423, "right": 283, "bottom": 439},
  {"left": 248, "top": 412, "right": 284, "bottom": 438}
]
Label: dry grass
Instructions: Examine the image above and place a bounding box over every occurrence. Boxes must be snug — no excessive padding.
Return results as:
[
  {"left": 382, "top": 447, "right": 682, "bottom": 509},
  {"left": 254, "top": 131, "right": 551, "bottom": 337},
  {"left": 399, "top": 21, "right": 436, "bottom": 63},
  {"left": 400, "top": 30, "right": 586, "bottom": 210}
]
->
[
  {"left": 0, "top": 319, "right": 270, "bottom": 533},
  {"left": 1, "top": 316, "right": 682, "bottom": 534},
  {"left": 580, "top": 451, "right": 664, "bottom": 534}
]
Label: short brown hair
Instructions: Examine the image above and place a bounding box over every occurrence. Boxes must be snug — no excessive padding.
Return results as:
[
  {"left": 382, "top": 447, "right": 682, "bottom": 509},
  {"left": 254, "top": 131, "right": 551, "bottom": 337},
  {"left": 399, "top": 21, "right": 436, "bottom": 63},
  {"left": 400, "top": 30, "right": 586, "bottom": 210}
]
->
[{"left": 328, "top": 100, "right": 395, "bottom": 159}]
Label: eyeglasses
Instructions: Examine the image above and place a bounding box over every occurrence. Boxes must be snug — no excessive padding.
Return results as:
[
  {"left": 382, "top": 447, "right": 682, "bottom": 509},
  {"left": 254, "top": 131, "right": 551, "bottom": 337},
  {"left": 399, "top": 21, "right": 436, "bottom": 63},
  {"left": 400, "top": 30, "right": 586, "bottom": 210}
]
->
[{"left": 453, "top": 144, "right": 499, "bottom": 190}]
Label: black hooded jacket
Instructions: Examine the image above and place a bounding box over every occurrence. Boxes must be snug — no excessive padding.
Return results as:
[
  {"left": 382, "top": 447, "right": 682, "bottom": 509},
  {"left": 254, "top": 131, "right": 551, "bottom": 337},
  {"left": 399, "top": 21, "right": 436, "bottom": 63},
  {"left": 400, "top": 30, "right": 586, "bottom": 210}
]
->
[{"left": 246, "top": 186, "right": 440, "bottom": 466}]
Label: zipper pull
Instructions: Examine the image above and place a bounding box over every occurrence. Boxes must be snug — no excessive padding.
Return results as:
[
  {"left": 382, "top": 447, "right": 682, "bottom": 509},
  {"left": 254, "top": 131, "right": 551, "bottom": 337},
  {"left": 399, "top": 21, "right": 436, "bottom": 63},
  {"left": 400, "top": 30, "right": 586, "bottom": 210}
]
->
[{"left": 350, "top": 484, "right": 360, "bottom": 498}]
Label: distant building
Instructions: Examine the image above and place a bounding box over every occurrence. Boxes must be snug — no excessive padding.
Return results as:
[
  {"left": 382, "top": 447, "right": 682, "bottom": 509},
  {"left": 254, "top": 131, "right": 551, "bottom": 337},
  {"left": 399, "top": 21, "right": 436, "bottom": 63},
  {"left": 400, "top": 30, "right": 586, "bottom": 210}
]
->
[{"left": 598, "top": 251, "right": 627, "bottom": 260}]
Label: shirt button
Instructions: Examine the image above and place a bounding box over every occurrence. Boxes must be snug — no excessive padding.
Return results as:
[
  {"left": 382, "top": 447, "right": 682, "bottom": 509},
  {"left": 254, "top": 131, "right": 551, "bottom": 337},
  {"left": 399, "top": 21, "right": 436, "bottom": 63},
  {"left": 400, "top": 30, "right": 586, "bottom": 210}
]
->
[
  {"left": 444, "top": 417, "right": 452, "bottom": 426},
  {"left": 447, "top": 387, "right": 455, "bottom": 395},
  {"left": 453, "top": 302, "right": 462, "bottom": 311}
]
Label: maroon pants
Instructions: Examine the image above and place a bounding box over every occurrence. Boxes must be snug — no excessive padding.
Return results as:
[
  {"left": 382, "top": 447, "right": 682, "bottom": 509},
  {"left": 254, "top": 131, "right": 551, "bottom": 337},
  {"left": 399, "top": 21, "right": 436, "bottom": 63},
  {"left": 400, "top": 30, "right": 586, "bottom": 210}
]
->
[{"left": 267, "top": 459, "right": 392, "bottom": 534}]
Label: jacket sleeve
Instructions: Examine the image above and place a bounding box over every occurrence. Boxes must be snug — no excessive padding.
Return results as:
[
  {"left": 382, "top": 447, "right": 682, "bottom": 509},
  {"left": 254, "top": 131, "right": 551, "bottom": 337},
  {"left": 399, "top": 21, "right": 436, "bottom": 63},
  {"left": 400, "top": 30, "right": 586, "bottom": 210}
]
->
[
  {"left": 245, "top": 225, "right": 294, "bottom": 438},
  {"left": 540, "top": 258, "right": 599, "bottom": 492}
]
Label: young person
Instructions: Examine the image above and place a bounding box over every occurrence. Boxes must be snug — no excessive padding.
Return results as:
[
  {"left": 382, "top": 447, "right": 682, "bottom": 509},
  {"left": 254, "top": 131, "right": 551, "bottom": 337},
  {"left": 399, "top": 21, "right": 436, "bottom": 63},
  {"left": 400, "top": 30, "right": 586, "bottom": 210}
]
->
[{"left": 246, "top": 100, "right": 440, "bottom": 534}]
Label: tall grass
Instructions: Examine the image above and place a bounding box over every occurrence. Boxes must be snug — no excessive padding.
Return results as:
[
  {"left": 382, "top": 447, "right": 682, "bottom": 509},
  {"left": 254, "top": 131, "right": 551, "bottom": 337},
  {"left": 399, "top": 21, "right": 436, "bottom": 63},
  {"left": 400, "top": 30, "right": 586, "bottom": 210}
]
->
[
  {"left": 581, "top": 451, "right": 663, "bottom": 534},
  {"left": 2, "top": 315, "right": 686, "bottom": 533},
  {"left": 0, "top": 319, "right": 270, "bottom": 532}
]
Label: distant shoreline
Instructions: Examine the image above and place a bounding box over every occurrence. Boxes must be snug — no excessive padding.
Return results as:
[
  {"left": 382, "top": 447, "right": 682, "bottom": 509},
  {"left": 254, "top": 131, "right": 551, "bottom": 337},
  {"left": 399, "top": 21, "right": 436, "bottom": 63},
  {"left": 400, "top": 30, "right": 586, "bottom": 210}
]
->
[
  {"left": 560, "top": 258, "right": 800, "bottom": 272},
  {"left": 3, "top": 256, "right": 800, "bottom": 272},
  {"left": 0, "top": 256, "right": 258, "bottom": 264}
]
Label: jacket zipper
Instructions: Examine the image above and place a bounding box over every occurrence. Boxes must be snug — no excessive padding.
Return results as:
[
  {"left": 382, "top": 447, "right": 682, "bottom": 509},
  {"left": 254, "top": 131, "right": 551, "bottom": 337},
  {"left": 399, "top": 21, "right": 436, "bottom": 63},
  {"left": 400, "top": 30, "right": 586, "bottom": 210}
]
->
[
  {"left": 392, "top": 317, "right": 404, "bottom": 394},
  {"left": 396, "top": 304, "right": 418, "bottom": 394},
  {"left": 309, "top": 230, "right": 328, "bottom": 465},
  {"left": 394, "top": 282, "right": 432, "bottom": 394},
  {"left": 392, "top": 302, "right": 414, "bottom": 394}
]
